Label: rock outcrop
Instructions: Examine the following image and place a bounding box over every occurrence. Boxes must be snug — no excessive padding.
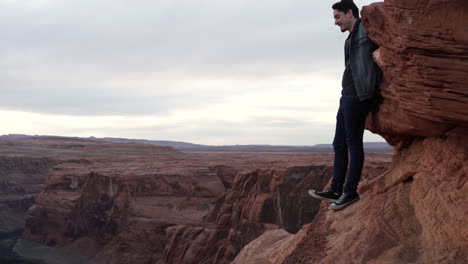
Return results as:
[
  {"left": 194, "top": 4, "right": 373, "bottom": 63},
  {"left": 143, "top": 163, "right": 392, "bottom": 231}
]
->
[
  {"left": 158, "top": 161, "right": 389, "bottom": 264},
  {"left": 234, "top": 136, "right": 467, "bottom": 264},
  {"left": 363, "top": 0, "right": 468, "bottom": 143},
  {"left": 159, "top": 166, "right": 332, "bottom": 264},
  {"left": 233, "top": 0, "right": 468, "bottom": 263}
]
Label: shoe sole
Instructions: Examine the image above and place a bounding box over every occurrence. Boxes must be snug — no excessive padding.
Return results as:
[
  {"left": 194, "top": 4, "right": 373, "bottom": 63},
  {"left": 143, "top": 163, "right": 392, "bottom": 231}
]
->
[
  {"left": 308, "top": 190, "right": 338, "bottom": 203},
  {"left": 328, "top": 197, "right": 360, "bottom": 211}
]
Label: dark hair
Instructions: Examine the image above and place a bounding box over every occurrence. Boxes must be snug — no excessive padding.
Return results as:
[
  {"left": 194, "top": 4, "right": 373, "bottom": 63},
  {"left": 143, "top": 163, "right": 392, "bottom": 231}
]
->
[{"left": 332, "top": 0, "right": 359, "bottom": 18}]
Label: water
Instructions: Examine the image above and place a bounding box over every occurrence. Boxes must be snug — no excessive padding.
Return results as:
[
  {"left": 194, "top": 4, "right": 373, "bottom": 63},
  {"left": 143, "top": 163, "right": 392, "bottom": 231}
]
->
[
  {"left": 0, "top": 231, "right": 45, "bottom": 264},
  {"left": 0, "top": 244, "right": 45, "bottom": 263}
]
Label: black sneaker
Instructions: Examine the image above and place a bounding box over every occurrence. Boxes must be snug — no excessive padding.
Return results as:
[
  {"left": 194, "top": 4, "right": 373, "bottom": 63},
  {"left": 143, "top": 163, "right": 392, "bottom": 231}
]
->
[
  {"left": 308, "top": 189, "right": 341, "bottom": 202},
  {"left": 328, "top": 193, "right": 360, "bottom": 211}
]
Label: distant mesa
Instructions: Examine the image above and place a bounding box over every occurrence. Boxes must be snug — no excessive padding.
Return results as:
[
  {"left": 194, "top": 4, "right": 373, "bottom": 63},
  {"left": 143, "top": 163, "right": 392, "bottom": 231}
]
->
[{"left": 0, "top": 134, "right": 392, "bottom": 153}]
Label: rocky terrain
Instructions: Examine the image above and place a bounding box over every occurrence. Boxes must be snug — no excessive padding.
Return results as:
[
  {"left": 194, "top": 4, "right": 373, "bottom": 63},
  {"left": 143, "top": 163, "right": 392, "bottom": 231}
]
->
[
  {"left": 0, "top": 137, "right": 391, "bottom": 263},
  {"left": 232, "top": 0, "right": 468, "bottom": 263}
]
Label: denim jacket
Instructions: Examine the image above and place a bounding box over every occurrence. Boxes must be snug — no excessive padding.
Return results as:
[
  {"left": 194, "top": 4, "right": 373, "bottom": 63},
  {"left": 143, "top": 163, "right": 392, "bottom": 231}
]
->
[{"left": 348, "top": 20, "right": 382, "bottom": 101}]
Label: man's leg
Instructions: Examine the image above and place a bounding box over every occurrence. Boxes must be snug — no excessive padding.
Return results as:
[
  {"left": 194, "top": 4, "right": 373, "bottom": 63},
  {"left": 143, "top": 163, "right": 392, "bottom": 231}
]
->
[
  {"left": 308, "top": 97, "right": 346, "bottom": 202},
  {"left": 342, "top": 97, "right": 371, "bottom": 196},
  {"left": 330, "top": 96, "right": 348, "bottom": 194},
  {"left": 328, "top": 96, "right": 370, "bottom": 211}
]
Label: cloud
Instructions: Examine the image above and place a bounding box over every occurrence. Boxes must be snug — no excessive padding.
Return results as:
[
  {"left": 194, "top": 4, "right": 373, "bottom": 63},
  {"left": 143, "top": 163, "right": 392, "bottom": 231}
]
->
[
  {"left": 0, "top": 0, "right": 384, "bottom": 144},
  {"left": 0, "top": 0, "right": 346, "bottom": 115}
]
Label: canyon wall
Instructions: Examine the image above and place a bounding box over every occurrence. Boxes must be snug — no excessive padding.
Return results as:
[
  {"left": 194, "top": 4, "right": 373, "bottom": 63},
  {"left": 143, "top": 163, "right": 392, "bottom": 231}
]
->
[
  {"left": 0, "top": 156, "right": 57, "bottom": 234},
  {"left": 0, "top": 155, "right": 59, "bottom": 264},
  {"left": 363, "top": 0, "right": 468, "bottom": 143},
  {"left": 158, "top": 159, "right": 388, "bottom": 264},
  {"left": 158, "top": 166, "right": 332, "bottom": 264},
  {"left": 10, "top": 139, "right": 387, "bottom": 264}
]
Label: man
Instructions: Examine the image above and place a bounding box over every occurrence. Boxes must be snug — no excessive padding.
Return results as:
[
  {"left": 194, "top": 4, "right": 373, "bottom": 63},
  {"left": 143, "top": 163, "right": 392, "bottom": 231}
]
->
[{"left": 308, "top": 0, "right": 381, "bottom": 210}]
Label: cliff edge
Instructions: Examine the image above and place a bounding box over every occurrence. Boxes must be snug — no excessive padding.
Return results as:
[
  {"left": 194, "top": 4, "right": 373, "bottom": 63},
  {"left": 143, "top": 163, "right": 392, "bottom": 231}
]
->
[{"left": 233, "top": 1, "right": 468, "bottom": 263}]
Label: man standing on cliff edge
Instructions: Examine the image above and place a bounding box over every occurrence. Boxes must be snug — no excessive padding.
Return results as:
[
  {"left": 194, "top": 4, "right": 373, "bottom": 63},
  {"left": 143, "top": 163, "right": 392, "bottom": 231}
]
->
[{"left": 308, "top": 0, "right": 381, "bottom": 210}]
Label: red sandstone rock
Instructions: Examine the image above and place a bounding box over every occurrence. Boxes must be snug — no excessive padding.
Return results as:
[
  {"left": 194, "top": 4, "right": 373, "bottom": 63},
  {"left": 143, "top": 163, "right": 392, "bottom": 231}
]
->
[
  {"left": 234, "top": 136, "right": 467, "bottom": 264},
  {"left": 157, "top": 165, "right": 334, "bottom": 264},
  {"left": 231, "top": 229, "right": 295, "bottom": 264},
  {"left": 362, "top": 0, "right": 468, "bottom": 143},
  {"left": 158, "top": 163, "right": 389, "bottom": 264}
]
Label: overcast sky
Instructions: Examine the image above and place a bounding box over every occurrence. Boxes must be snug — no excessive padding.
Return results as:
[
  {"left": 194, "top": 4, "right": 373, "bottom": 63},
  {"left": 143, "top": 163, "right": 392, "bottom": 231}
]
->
[{"left": 0, "top": 0, "right": 385, "bottom": 145}]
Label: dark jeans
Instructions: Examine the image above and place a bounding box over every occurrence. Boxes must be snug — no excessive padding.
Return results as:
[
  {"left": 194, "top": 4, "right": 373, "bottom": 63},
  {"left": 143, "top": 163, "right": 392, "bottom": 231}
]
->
[{"left": 330, "top": 94, "right": 371, "bottom": 196}]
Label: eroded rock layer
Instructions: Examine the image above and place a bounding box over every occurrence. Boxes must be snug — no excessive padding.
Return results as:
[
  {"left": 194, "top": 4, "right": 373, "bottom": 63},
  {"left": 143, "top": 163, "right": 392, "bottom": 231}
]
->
[
  {"left": 159, "top": 166, "right": 332, "bottom": 264},
  {"left": 362, "top": 0, "right": 468, "bottom": 142},
  {"left": 159, "top": 162, "right": 388, "bottom": 264},
  {"left": 5, "top": 138, "right": 390, "bottom": 264},
  {"left": 234, "top": 136, "right": 467, "bottom": 264}
]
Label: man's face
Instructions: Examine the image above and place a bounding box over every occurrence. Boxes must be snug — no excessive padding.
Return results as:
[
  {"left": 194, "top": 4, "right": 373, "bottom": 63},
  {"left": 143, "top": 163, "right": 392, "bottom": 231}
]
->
[{"left": 333, "top": 9, "right": 353, "bottom": 32}]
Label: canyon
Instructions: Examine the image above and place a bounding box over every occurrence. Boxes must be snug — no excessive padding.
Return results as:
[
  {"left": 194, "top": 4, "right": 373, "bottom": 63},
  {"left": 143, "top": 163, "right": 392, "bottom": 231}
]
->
[{"left": 0, "top": 138, "right": 390, "bottom": 264}]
